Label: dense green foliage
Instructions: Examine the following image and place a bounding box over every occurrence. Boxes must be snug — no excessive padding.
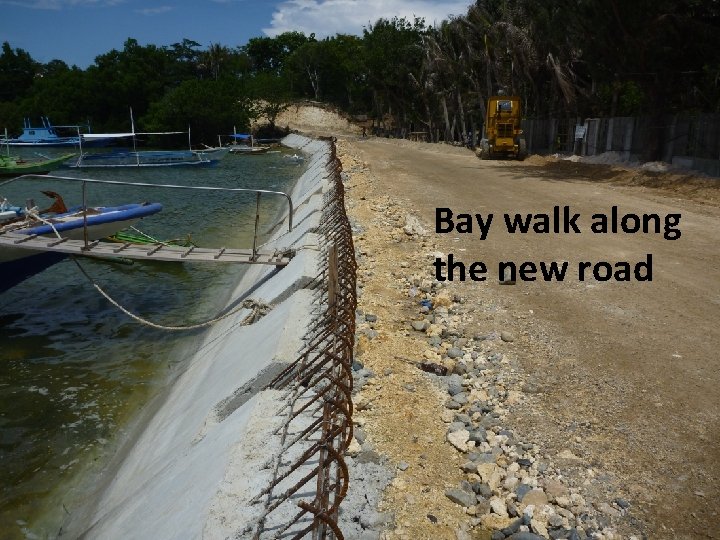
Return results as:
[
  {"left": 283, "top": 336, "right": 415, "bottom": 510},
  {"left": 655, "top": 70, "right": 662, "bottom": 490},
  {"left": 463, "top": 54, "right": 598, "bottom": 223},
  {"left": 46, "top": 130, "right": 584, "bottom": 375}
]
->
[{"left": 1, "top": 0, "right": 718, "bottom": 151}]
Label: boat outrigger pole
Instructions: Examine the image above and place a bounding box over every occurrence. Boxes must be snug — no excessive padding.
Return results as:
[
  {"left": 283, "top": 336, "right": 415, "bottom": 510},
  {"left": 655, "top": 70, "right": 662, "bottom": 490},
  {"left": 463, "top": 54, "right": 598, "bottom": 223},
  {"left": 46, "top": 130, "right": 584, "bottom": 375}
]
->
[{"left": 130, "top": 106, "right": 140, "bottom": 167}]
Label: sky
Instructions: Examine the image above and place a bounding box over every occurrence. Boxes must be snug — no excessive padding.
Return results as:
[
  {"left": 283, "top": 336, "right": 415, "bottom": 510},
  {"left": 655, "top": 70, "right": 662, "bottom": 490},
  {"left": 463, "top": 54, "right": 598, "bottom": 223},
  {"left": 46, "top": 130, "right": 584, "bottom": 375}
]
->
[{"left": 0, "top": 0, "right": 471, "bottom": 69}]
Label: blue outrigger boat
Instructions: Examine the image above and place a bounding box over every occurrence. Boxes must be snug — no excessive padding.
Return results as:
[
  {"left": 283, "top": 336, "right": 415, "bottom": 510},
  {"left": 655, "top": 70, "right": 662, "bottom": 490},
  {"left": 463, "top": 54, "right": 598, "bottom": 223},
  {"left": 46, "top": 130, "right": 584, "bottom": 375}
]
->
[{"left": 0, "top": 117, "right": 112, "bottom": 148}]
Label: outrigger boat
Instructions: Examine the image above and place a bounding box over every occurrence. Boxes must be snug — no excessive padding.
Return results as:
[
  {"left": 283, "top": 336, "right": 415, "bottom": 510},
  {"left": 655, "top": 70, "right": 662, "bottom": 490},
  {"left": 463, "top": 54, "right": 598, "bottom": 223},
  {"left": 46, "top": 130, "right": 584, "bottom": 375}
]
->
[
  {"left": 226, "top": 133, "right": 270, "bottom": 155},
  {"left": 0, "top": 190, "right": 162, "bottom": 292},
  {"left": 191, "top": 137, "right": 231, "bottom": 160},
  {"left": 72, "top": 147, "right": 216, "bottom": 168},
  {"left": 70, "top": 109, "right": 223, "bottom": 168},
  {"left": 0, "top": 153, "right": 75, "bottom": 177},
  {"left": 0, "top": 117, "right": 112, "bottom": 147},
  {"left": 0, "top": 128, "right": 75, "bottom": 176}
]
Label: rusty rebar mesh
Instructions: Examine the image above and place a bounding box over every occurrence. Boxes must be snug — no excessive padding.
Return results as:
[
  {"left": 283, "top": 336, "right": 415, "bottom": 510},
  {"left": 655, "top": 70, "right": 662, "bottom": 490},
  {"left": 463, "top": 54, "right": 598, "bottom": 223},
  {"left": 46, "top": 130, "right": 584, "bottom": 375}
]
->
[{"left": 250, "top": 142, "right": 356, "bottom": 539}]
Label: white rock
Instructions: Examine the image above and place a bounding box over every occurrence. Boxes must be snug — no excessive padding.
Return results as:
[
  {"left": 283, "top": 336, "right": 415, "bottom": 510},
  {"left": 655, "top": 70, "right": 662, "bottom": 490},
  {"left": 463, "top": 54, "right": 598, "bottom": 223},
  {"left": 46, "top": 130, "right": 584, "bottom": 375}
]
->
[
  {"left": 531, "top": 518, "right": 548, "bottom": 538},
  {"left": 557, "top": 449, "right": 582, "bottom": 462},
  {"left": 346, "top": 437, "right": 361, "bottom": 456},
  {"left": 477, "top": 463, "right": 504, "bottom": 490},
  {"left": 490, "top": 497, "right": 509, "bottom": 518},
  {"left": 503, "top": 476, "right": 519, "bottom": 491},
  {"left": 447, "top": 429, "right": 470, "bottom": 452}
]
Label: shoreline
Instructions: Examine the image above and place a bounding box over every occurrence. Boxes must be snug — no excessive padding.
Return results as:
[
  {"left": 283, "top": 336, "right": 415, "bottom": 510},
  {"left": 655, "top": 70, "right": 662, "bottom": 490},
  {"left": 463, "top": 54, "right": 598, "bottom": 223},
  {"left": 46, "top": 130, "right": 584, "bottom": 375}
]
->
[
  {"left": 26, "top": 118, "right": 717, "bottom": 538},
  {"left": 53, "top": 134, "right": 335, "bottom": 538}
]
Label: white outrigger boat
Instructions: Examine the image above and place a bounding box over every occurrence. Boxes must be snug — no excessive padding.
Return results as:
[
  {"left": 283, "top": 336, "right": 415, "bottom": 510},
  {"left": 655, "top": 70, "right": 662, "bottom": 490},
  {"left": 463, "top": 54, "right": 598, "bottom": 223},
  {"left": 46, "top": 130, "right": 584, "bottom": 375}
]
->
[
  {"left": 0, "top": 117, "right": 113, "bottom": 148},
  {"left": 0, "top": 190, "right": 162, "bottom": 293},
  {"left": 70, "top": 109, "right": 226, "bottom": 168},
  {"left": 226, "top": 133, "right": 271, "bottom": 155}
]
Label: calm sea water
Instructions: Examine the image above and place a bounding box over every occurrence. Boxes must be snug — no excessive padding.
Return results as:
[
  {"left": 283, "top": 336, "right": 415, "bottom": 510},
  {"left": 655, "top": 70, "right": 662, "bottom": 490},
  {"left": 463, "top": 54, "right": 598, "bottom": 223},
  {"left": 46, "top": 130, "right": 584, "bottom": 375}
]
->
[{"left": 0, "top": 148, "right": 305, "bottom": 538}]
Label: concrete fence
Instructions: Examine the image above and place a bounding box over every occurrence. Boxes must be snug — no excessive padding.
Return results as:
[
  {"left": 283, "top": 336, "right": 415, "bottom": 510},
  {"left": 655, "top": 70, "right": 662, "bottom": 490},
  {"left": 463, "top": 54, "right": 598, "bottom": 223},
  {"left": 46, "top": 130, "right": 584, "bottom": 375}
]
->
[{"left": 522, "top": 113, "right": 720, "bottom": 177}]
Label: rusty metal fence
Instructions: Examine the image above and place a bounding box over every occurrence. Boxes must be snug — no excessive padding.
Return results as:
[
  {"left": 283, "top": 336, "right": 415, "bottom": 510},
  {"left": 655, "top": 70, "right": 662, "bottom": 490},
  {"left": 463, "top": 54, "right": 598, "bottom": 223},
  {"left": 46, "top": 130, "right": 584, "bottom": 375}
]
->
[{"left": 248, "top": 141, "right": 356, "bottom": 539}]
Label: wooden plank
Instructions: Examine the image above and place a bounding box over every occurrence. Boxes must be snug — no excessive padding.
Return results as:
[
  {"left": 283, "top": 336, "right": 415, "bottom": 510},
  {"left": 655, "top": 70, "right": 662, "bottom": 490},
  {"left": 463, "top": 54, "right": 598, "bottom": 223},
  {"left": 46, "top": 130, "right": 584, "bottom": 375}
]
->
[
  {"left": 80, "top": 240, "right": 101, "bottom": 251},
  {"left": 113, "top": 242, "right": 132, "bottom": 253},
  {"left": 48, "top": 237, "right": 70, "bottom": 247},
  {"left": 0, "top": 233, "right": 291, "bottom": 266},
  {"left": 14, "top": 233, "right": 38, "bottom": 244}
]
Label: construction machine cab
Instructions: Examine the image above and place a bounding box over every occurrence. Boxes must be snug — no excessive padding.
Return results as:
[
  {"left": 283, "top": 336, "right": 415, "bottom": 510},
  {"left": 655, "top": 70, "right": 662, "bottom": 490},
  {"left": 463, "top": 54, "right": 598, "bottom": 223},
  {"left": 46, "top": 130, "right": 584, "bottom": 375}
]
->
[{"left": 477, "top": 96, "right": 527, "bottom": 160}]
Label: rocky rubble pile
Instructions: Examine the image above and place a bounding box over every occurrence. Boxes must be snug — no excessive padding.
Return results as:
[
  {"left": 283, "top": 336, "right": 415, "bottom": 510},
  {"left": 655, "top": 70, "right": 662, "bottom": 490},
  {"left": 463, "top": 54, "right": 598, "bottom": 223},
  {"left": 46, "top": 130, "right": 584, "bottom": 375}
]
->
[
  {"left": 399, "top": 257, "right": 639, "bottom": 540},
  {"left": 338, "top": 147, "right": 644, "bottom": 540}
]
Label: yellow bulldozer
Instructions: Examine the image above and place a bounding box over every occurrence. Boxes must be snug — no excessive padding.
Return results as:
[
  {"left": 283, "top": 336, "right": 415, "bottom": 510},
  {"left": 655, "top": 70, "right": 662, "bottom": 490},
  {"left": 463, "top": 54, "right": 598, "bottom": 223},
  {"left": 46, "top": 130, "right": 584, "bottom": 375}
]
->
[{"left": 477, "top": 95, "right": 527, "bottom": 160}]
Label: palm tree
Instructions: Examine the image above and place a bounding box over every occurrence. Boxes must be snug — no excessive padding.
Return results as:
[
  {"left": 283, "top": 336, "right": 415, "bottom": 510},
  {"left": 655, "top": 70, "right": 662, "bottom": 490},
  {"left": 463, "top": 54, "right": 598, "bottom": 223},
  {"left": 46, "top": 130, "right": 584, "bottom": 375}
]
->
[{"left": 204, "top": 43, "right": 230, "bottom": 80}]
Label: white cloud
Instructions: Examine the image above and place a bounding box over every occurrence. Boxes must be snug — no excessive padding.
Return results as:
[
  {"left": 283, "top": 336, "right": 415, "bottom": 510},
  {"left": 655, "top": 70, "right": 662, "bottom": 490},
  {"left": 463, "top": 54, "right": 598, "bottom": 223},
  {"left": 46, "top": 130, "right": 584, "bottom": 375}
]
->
[
  {"left": 263, "top": 0, "right": 470, "bottom": 37},
  {"left": 134, "top": 5, "right": 172, "bottom": 15},
  {"left": 0, "top": 0, "right": 124, "bottom": 9}
]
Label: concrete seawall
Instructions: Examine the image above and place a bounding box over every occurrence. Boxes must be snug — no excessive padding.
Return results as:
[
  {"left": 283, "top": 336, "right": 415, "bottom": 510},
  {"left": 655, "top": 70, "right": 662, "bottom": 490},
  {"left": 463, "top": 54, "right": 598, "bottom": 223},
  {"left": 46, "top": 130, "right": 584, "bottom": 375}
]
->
[{"left": 75, "top": 134, "right": 340, "bottom": 539}]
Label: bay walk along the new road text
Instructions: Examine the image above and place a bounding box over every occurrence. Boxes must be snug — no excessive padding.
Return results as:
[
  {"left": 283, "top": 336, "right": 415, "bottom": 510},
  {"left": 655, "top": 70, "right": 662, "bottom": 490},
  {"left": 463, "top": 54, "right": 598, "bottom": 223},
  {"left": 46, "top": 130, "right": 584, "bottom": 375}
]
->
[{"left": 431, "top": 206, "right": 681, "bottom": 283}]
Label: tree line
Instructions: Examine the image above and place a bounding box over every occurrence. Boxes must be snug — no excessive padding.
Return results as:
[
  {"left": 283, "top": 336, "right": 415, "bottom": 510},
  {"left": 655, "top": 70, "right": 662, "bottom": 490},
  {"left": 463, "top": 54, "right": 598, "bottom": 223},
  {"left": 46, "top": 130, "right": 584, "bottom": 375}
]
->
[{"left": 1, "top": 0, "right": 718, "bottom": 155}]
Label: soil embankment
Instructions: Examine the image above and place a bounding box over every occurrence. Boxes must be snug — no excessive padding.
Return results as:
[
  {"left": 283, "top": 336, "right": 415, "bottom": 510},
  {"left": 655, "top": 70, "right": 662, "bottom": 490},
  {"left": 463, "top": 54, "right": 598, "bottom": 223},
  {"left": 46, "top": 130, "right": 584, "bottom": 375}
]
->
[{"left": 337, "top": 135, "right": 720, "bottom": 539}]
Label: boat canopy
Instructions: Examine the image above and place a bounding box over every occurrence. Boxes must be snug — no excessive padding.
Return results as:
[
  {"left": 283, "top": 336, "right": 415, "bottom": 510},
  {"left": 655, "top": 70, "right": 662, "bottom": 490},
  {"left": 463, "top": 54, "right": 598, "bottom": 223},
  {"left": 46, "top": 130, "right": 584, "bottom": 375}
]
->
[{"left": 82, "top": 131, "right": 187, "bottom": 140}]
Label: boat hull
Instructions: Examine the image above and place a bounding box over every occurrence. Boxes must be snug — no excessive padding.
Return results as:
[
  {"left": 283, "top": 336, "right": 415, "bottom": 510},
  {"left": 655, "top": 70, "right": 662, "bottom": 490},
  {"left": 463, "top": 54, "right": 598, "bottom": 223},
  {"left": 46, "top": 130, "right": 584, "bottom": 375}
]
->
[
  {"left": 228, "top": 146, "right": 270, "bottom": 155},
  {"left": 70, "top": 151, "right": 215, "bottom": 168},
  {"left": 0, "top": 138, "right": 111, "bottom": 148},
  {"left": 0, "top": 153, "right": 75, "bottom": 177},
  {"left": 0, "top": 202, "right": 163, "bottom": 291},
  {"left": 0, "top": 251, "right": 67, "bottom": 292}
]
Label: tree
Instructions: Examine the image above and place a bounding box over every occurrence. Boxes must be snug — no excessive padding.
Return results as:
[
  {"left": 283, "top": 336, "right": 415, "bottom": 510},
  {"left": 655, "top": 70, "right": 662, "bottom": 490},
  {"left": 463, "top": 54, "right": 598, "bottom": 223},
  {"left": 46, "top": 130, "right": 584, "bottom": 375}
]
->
[
  {"left": 143, "top": 79, "right": 253, "bottom": 144},
  {"left": 87, "top": 38, "right": 174, "bottom": 129},
  {"left": 202, "top": 43, "right": 230, "bottom": 80},
  {"left": 243, "top": 32, "right": 315, "bottom": 75},
  {"left": 20, "top": 64, "right": 91, "bottom": 126},
  {"left": 0, "top": 42, "right": 37, "bottom": 102},
  {"left": 319, "top": 35, "right": 369, "bottom": 110},
  {"left": 551, "top": 0, "right": 720, "bottom": 156},
  {"left": 363, "top": 17, "right": 428, "bottom": 134},
  {"left": 243, "top": 72, "right": 292, "bottom": 132},
  {"left": 166, "top": 38, "right": 203, "bottom": 82}
]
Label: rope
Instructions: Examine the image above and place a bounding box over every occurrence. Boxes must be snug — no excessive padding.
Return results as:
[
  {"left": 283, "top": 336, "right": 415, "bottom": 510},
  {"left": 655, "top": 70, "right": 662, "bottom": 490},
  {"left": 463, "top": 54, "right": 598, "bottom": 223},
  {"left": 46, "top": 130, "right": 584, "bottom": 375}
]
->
[
  {"left": 25, "top": 207, "right": 63, "bottom": 238},
  {"left": 13, "top": 205, "right": 272, "bottom": 331},
  {"left": 70, "top": 256, "right": 271, "bottom": 331},
  {"left": 0, "top": 205, "right": 63, "bottom": 236},
  {"left": 123, "top": 225, "right": 195, "bottom": 247}
]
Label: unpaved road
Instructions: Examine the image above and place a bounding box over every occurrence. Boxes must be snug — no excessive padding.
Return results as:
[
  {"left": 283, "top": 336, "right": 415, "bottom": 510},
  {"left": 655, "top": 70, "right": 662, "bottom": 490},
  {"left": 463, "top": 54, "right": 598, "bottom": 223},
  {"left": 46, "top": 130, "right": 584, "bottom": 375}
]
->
[{"left": 342, "top": 136, "right": 720, "bottom": 538}]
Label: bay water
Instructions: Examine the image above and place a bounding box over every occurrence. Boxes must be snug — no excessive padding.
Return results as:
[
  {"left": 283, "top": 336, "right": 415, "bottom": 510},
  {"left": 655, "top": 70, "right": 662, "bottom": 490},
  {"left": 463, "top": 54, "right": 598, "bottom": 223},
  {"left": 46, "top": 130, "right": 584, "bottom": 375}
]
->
[{"left": 0, "top": 147, "right": 305, "bottom": 538}]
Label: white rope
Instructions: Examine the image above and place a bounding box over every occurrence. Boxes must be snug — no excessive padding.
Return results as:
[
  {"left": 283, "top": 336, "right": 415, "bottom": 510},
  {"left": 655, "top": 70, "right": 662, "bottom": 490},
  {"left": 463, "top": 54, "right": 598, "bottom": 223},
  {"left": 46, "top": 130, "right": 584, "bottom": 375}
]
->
[
  {"left": 25, "top": 206, "right": 63, "bottom": 239},
  {"left": 70, "top": 257, "right": 271, "bottom": 331},
  {"left": 11, "top": 205, "right": 270, "bottom": 331},
  {"left": 124, "top": 225, "right": 193, "bottom": 248}
]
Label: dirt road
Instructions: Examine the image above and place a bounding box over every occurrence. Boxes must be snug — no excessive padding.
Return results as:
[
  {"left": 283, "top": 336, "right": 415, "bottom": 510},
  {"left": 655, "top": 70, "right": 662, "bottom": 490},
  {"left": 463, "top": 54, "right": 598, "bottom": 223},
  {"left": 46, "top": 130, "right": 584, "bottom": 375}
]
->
[{"left": 340, "top": 136, "right": 720, "bottom": 539}]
